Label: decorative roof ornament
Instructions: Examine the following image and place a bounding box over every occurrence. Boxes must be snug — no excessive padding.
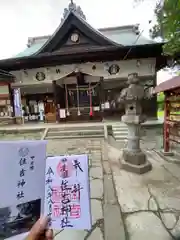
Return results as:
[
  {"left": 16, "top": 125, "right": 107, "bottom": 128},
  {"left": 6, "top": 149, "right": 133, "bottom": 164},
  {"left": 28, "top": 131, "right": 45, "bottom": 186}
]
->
[{"left": 61, "top": 0, "right": 86, "bottom": 22}]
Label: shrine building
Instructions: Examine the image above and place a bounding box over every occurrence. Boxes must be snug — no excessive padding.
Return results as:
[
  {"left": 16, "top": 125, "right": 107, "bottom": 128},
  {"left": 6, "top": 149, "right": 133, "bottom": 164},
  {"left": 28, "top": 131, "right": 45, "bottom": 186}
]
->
[{"left": 0, "top": 2, "right": 166, "bottom": 124}]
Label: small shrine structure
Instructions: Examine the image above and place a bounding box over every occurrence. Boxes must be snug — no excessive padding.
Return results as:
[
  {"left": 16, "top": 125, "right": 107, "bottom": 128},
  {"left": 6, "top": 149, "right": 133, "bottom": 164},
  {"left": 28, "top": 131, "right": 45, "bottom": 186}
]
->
[{"left": 154, "top": 75, "right": 180, "bottom": 153}]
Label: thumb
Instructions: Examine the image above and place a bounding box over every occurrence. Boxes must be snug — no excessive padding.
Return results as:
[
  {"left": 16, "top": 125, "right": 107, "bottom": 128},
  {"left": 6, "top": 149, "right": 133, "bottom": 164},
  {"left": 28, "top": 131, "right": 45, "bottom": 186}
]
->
[{"left": 26, "top": 216, "right": 49, "bottom": 240}]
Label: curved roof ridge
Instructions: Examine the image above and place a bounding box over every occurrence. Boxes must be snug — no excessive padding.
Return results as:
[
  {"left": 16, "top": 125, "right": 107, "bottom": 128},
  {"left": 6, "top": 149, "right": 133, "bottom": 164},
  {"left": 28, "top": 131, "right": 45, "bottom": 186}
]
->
[
  {"left": 99, "top": 25, "right": 137, "bottom": 32},
  {"left": 72, "top": 11, "right": 121, "bottom": 46},
  {"left": 35, "top": 10, "right": 122, "bottom": 55}
]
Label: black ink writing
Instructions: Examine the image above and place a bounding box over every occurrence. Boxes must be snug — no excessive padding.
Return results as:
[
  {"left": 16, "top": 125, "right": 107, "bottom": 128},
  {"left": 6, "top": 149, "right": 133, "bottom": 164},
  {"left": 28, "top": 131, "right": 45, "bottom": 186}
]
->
[
  {"left": 30, "top": 161, "right": 34, "bottom": 170},
  {"left": 61, "top": 216, "right": 73, "bottom": 228},
  {"left": 71, "top": 183, "right": 82, "bottom": 202},
  {"left": 17, "top": 179, "right": 26, "bottom": 188},
  {"left": 20, "top": 168, "right": 26, "bottom": 177},
  {"left": 46, "top": 167, "right": 54, "bottom": 176},
  {"left": 60, "top": 179, "right": 73, "bottom": 228},
  {"left": 46, "top": 177, "right": 53, "bottom": 185},
  {"left": 46, "top": 166, "right": 54, "bottom": 227},
  {"left": 17, "top": 191, "right": 24, "bottom": 200},
  {"left": 19, "top": 158, "right": 27, "bottom": 166},
  {"left": 73, "top": 159, "right": 83, "bottom": 176}
]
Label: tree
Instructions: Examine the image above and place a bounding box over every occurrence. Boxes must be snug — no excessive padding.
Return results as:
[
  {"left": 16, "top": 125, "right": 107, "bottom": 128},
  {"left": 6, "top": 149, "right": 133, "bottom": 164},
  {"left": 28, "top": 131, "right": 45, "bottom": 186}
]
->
[
  {"left": 157, "top": 92, "right": 165, "bottom": 110},
  {"left": 135, "top": 0, "right": 180, "bottom": 58}
]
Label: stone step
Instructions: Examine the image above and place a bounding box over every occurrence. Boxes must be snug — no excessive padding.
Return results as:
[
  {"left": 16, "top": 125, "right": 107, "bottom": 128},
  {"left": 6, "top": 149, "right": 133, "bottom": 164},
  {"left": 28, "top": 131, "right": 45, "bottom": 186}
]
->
[
  {"left": 45, "top": 125, "right": 105, "bottom": 139},
  {"left": 48, "top": 128, "right": 104, "bottom": 134},
  {"left": 112, "top": 126, "right": 128, "bottom": 129},
  {"left": 114, "top": 134, "right": 128, "bottom": 140},
  {"left": 112, "top": 125, "right": 128, "bottom": 129},
  {"left": 45, "top": 134, "right": 104, "bottom": 140},
  {"left": 116, "top": 139, "right": 128, "bottom": 142},
  {"left": 47, "top": 130, "right": 104, "bottom": 137},
  {"left": 113, "top": 129, "right": 128, "bottom": 134},
  {"left": 112, "top": 124, "right": 128, "bottom": 142},
  {"left": 49, "top": 126, "right": 104, "bottom": 132}
]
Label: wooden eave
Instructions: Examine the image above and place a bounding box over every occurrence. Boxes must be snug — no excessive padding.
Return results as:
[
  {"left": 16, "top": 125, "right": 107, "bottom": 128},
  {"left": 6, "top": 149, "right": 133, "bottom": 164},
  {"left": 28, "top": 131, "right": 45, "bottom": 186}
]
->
[
  {"left": 0, "top": 43, "right": 166, "bottom": 72},
  {"left": 154, "top": 75, "right": 180, "bottom": 93},
  {"left": 0, "top": 69, "right": 15, "bottom": 82}
]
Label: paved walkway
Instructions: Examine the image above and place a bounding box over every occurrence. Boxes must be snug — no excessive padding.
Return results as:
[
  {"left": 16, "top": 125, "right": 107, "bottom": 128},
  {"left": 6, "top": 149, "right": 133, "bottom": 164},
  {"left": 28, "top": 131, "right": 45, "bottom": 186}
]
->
[
  {"left": 46, "top": 139, "right": 124, "bottom": 240},
  {"left": 2, "top": 130, "right": 180, "bottom": 239},
  {"left": 0, "top": 119, "right": 163, "bottom": 131},
  {"left": 108, "top": 144, "right": 180, "bottom": 240},
  {"left": 46, "top": 138, "right": 180, "bottom": 240}
]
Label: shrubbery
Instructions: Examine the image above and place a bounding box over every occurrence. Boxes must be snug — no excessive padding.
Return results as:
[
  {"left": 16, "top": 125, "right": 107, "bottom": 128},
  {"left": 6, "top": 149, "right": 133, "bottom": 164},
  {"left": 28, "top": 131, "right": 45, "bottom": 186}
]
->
[{"left": 157, "top": 92, "right": 164, "bottom": 110}]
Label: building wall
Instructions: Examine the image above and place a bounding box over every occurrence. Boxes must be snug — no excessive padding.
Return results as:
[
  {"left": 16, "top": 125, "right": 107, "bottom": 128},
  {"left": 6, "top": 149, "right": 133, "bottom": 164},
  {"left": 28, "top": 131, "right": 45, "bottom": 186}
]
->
[
  {"left": 10, "top": 58, "right": 157, "bottom": 120},
  {"left": 0, "top": 82, "right": 12, "bottom": 119},
  {"left": 11, "top": 58, "right": 156, "bottom": 86}
]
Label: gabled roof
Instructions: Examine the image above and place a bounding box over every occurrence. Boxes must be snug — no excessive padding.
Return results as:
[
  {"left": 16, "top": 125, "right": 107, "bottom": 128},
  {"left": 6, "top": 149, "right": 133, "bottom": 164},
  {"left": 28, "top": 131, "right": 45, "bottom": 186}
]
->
[
  {"left": 100, "top": 25, "right": 155, "bottom": 46},
  {"left": 15, "top": 24, "right": 156, "bottom": 58},
  {"left": 36, "top": 11, "right": 119, "bottom": 54}
]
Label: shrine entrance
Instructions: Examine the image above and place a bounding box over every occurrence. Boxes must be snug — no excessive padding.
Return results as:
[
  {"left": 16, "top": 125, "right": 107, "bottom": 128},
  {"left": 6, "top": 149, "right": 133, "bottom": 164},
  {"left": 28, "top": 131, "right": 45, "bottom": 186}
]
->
[{"left": 64, "top": 82, "right": 102, "bottom": 122}]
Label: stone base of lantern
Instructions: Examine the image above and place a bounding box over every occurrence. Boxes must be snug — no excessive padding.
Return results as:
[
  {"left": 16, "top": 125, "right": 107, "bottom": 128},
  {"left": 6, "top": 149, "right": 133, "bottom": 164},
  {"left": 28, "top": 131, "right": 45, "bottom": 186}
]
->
[{"left": 121, "top": 149, "right": 152, "bottom": 174}]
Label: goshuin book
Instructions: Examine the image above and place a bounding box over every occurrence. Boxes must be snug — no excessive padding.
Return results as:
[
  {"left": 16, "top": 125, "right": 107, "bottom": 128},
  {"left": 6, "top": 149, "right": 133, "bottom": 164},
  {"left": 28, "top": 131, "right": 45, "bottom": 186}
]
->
[{"left": 0, "top": 141, "right": 91, "bottom": 240}]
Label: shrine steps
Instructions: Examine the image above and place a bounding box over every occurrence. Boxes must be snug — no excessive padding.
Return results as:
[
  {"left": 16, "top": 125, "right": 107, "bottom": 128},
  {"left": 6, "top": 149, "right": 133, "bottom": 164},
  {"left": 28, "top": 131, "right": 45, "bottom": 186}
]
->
[
  {"left": 112, "top": 123, "right": 128, "bottom": 141},
  {"left": 44, "top": 125, "right": 105, "bottom": 140}
]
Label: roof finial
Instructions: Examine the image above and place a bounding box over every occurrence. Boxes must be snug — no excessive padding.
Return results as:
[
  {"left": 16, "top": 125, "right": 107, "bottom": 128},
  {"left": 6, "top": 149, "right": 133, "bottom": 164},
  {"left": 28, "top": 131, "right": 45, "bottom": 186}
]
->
[{"left": 61, "top": 0, "right": 86, "bottom": 22}]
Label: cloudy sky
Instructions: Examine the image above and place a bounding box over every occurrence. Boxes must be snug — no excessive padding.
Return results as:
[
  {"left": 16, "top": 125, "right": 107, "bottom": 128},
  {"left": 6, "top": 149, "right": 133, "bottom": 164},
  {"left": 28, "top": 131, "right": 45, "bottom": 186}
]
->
[
  {"left": 0, "top": 0, "right": 157, "bottom": 59},
  {"left": 0, "top": 0, "right": 172, "bottom": 82}
]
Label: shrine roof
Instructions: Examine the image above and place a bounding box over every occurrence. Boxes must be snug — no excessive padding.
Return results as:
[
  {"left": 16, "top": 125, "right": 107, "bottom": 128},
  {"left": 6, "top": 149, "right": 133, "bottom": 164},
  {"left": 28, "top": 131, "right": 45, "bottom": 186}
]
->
[
  {"left": 15, "top": 24, "right": 156, "bottom": 58},
  {"left": 0, "top": 2, "right": 166, "bottom": 71},
  {"left": 154, "top": 75, "right": 180, "bottom": 93}
]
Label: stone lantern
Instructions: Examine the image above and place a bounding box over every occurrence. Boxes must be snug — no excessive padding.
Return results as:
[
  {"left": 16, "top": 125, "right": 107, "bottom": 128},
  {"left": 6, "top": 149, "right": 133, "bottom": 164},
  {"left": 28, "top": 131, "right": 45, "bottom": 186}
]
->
[{"left": 117, "top": 73, "right": 152, "bottom": 174}]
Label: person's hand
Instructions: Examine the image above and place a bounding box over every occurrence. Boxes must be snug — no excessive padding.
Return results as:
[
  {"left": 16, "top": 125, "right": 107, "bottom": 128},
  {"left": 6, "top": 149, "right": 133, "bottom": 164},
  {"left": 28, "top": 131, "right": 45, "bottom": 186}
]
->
[{"left": 26, "top": 216, "right": 53, "bottom": 240}]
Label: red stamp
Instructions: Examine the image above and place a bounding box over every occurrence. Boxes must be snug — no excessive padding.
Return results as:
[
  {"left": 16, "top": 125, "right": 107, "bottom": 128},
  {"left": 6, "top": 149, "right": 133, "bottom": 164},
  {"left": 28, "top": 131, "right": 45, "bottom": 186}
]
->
[
  {"left": 53, "top": 204, "right": 61, "bottom": 217},
  {"left": 70, "top": 204, "right": 81, "bottom": 219},
  {"left": 57, "top": 158, "right": 73, "bottom": 178}
]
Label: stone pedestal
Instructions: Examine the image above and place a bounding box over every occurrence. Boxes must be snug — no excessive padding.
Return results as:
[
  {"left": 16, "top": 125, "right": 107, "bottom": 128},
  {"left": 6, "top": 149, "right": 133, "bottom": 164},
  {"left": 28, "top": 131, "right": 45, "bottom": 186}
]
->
[
  {"left": 121, "top": 116, "right": 152, "bottom": 174},
  {"left": 122, "top": 150, "right": 152, "bottom": 174}
]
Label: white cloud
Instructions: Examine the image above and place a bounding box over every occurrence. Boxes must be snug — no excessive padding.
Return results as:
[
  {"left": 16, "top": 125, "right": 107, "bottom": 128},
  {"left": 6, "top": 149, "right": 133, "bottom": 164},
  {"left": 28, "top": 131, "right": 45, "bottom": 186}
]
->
[{"left": 0, "top": 0, "right": 157, "bottom": 59}]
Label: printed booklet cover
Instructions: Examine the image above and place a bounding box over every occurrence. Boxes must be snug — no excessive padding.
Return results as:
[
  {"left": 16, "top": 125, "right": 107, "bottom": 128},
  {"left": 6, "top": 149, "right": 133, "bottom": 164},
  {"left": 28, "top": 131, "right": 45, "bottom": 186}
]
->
[{"left": 0, "top": 141, "right": 91, "bottom": 239}]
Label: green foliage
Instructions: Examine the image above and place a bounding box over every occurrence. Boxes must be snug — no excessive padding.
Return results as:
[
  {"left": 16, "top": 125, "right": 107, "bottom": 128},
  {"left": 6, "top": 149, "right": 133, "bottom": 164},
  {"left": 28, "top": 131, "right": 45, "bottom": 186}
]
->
[
  {"left": 157, "top": 92, "right": 165, "bottom": 110},
  {"left": 157, "top": 92, "right": 164, "bottom": 102},
  {"left": 134, "top": 0, "right": 180, "bottom": 57}
]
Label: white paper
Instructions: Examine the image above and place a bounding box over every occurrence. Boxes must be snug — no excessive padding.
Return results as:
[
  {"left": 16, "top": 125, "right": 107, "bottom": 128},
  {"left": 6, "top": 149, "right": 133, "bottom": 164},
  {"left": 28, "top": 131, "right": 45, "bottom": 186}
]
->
[
  {"left": 94, "top": 106, "right": 100, "bottom": 111},
  {"left": 60, "top": 109, "right": 66, "bottom": 118},
  {"left": 0, "top": 141, "right": 47, "bottom": 239},
  {"left": 44, "top": 155, "right": 91, "bottom": 230},
  {"left": 101, "top": 103, "right": 105, "bottom": 109},
  {"left": 105, "top": 101, "right": 110, "bottom": 109}
]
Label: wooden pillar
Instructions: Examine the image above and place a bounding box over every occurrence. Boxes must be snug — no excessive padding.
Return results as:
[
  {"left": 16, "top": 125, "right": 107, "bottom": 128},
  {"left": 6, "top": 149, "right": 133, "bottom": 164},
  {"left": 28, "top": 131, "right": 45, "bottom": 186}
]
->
[
  {"left": 8, "top": 83, "right": 15, "bottom": 123},
  {"left": 164, "top": 91, "right": 170, "bottom": 152},
  {"left": 52, "top": 80, "right": 59, "bottom": 122}
]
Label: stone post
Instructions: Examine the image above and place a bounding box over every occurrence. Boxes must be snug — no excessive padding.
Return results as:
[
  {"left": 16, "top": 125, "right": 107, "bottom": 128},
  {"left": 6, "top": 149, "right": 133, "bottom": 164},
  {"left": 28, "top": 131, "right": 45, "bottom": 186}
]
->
[{"left": 118, "top": 73, "right": 152, "bottom": 174}]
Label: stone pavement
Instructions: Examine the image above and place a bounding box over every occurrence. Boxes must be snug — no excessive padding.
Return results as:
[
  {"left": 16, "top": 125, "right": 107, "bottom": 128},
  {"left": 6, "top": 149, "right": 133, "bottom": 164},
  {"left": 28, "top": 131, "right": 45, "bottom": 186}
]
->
[
  {"left": 1, "top": 131, "right": 180, "bottom": 239},
  {"left": 46, "top": 139, "right": 124, "bottom": 240},
  {"left": 108, "top": 144, "right": 180, "bottom": 240}
]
